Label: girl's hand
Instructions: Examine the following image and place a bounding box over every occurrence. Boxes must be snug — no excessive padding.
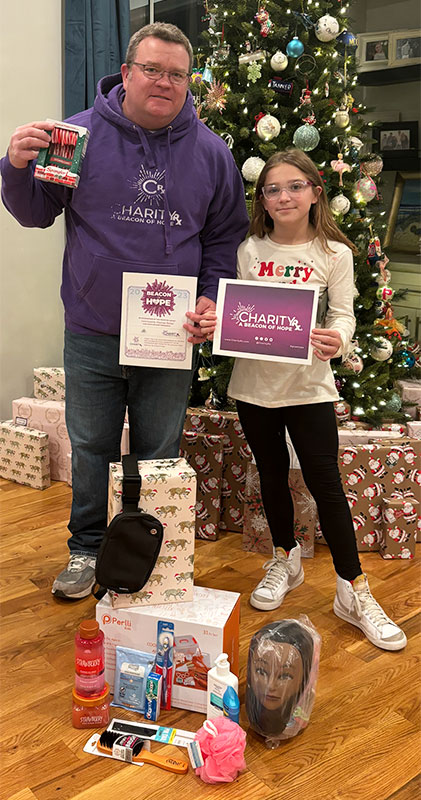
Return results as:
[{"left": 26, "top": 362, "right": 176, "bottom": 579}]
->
[
  {"left": 310, "top": 328, "right": 342, "bottom": 361},
  {"left": 184, "top": 298, "right": 217, "bottom": 343}
]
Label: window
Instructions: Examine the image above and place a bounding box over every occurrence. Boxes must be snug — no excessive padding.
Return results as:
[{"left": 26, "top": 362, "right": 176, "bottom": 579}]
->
[{"left": 130, "top": 0, "right": 207, "bottom": 48}]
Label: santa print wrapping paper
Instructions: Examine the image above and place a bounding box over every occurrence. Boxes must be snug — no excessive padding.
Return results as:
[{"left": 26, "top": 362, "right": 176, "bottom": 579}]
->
[
  {"left": 243, "top": 463, "right": 315, "bottom": 557},
  {"left": 33, "top": 367, "right": 65, "bottom": 400},
  {"left": 0, "top": 420, "right": 50, "bottom": 490},
  {"left": 12, "top": 397, "right": 70, "bottom": 481},
  {"left": 380, "top": 496, "right": 419, "bottom": 559},
  {"left": 338, "top": 438, "right": 420, "bottom": 552},
  {"left": 184, "top": 407, "right": 253, "bottom": 532},
  {"left": 107, "top": 457, "right": 196, "bottom": 607},
  {"left": 179, "top": 430, "right": 224, "bottom": 540}
]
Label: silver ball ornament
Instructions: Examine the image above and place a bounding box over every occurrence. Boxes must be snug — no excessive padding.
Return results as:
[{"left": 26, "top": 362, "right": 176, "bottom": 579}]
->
[
  {"left": 293, "top": 123, "right": 320, "bottom": 152},
  {"left": 355, "top": 176, "right": 377, "bottom": 202},
  {"left": 330, "top": 194, "right": 351, "bottom": 215},
  {"left": 241, "top": 156, "right": 265, "bottom": 182},
  {"left": 361, "top": 156, "right": 383, "bottom": 177},
  {"left": 315, "top": 15, "right": 340, "bottom": 42}
]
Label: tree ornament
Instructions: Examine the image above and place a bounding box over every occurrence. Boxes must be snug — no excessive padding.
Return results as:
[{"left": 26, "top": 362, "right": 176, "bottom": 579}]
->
[
  {"left": 336, "top": 30, "right": 358, "bottom": 49},
  {"left": 239, "top": 42, "right": 266, "bottom": 65},
  {"left": 370, "top": 336, "right": 393, "bottom": 361},
  {"left": 268, "top": 77, "right": 294, "bottom": 95},
  {"left": 255, "top": 6, "right": 273, "bottom": 38},
  {"left": 343, "top": 353, "right": 364, "bottom": 373},
  {"left": 248, "top": 61, "right": 262, "bottom": 82},
  {"left": 375, "top": 300, "right": 386, "bottom": 317},
  {"left": 241, "top": 156, "right": 265, "bottom": 182},
  {"left": 376, "top": 285, "right": 394, "bottom": 302},
  {"left": 286, "top": 37, "right": 305, "bottom": 58},
  {"left": 374, "top": 268, "right": 391, "bottom": 285},
  {"left": 315, "top": 14, "right": 340, "bottom": 42},
  {"left": 335, "top": 377, "right": 344, "bottom": 392},
  {"left": 299, "top": 85, "right": 312, "bottom": 106},
  {"left": 293, "top": 123, "right": 320, "bottom": 151},
  {"left": 191, "top": 70, "right": 204, "bottom": 85},
  {"left": 202, "top": 62, "right": 213, "bottom": 82},
  {"left": 355, "top": 176, "right": 377, "bottom": 202},
  {"left": 256, "top": 113, "right": 281, "bottom": 141},
  {"left": 270, "top": 50, "right": 288, "bottom": 71},
  {"left": 330, "top": 193, "right": 351, "bottom": 215},
  {"left": 330, "top": 153, "right": 352, "bottom": 186},
  {"left": 334, "top": 107, "right": 350, "bottom": 128},
  {"left": 295, "top": 54, "right": 317, "bottom": 77},
  {"left": 367, "top": 235, "right": 382, "bottom": 265},
  {"left": 384, "top": 392, "right": 402, "bottom": 412},
  {"left": 205, "top": 80, "right": 228, "bottom": 113},
  {"left": 361, "top": 156, "right": 383, "bottom": 177},
  {"left": 349, "top": 136, "right": 364, "bottom": 152},
  {"left": 399, "top": 349, "right": 416, "bottom": 368},
  {"left": 334, "top": 400, "right": 351, "bottom": 422},
  {"left": 220, "top": 132, "right": 234, "bottom": 149}
]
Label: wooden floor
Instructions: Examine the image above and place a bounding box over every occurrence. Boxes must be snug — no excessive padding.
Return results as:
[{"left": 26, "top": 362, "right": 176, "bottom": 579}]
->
[{"left": 1, "top": 477, "right": 420, "bottom": 800}]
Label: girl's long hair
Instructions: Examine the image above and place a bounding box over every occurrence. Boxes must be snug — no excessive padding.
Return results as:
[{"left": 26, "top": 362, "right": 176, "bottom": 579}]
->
[{"left": 249, "top": 148, "right": 359, "bottom": 255}]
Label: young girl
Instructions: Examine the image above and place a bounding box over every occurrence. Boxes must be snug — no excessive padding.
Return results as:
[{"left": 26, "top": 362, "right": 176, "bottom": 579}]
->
[{"left": 200, "top": 149, "right": 406, "bottom": 652}]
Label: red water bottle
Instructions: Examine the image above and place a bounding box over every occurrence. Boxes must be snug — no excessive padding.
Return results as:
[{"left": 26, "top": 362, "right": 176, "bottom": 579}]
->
[{"left": 74, "top": 620, "right": 105, "bottom": 697}]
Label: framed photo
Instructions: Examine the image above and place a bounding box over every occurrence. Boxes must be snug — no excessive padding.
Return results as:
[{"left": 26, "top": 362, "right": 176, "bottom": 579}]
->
[
  {"left": 384, "top": 172, "right": 421, "bottom": 255},
  {"left": 373, "top": 121, "right": 419, "bottom": 171},
  {"left": 357, "top": 32, "right": 390, "bottom": 71},
  {"left": 389, "top": 30, "right": 421, "bottom": 67}
]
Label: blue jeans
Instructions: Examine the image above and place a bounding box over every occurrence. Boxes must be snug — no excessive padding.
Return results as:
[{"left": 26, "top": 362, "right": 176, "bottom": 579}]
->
[{"left": 64, "top": 330, "right": 194, "bottom": 555}]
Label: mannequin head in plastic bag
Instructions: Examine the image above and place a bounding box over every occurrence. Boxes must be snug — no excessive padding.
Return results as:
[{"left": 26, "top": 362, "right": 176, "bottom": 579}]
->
[{"left": 246, "top": 619, "right": 318, "bottom": 744}]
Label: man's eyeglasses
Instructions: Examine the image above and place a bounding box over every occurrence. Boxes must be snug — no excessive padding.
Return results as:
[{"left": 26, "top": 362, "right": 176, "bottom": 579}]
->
[
  {"left": 261, "top": 180, "right": 314, "bottom": 200},
  {"left": 132, "top": 63, "right": 191, "bottom": 86}
]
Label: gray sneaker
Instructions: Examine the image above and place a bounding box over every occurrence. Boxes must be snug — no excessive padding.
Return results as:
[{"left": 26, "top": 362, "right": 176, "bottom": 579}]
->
[{"left": 52, "top": 554, "right": 97, "bottom": 599}]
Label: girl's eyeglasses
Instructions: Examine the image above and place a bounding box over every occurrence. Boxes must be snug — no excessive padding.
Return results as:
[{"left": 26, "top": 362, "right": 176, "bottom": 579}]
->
[{"left": 261, "top": 180, "right": 314, "bottom": 200}]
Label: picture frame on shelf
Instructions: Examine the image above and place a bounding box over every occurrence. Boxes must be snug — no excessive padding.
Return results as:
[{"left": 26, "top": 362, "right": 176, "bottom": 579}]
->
[
  {"left": 389, "top": 30, "right": 421, "bottom": 67},
  {"left": 384, "top": 171, "right": 421, "bottom": 256},
  {"left": 356, "top": 32, "right": 390, "bottom": 72},
  {"left": 372, "top": 121, "right": 419, "bottom": 171}
]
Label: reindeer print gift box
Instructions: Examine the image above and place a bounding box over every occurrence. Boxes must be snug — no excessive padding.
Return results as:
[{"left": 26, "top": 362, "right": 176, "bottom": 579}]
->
[
  {"left": 107, "top": 457, "right": 196, "bottom": 608},
  {"left": 338, "top": 438, "right": 420, "bottom": 552}
]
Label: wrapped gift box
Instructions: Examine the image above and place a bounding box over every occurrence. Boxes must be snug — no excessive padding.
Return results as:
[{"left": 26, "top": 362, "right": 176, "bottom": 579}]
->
[
  {"left": 0, "top": 420, "right": 50, "bottom": 489},
  {"left": 96, "top": 585, "right": 240, "bottom": 714},
  {"left": 12, "top": 397, "right": 69, "bottom": 481},
  {"left": 407, "top": 421, "right": 421, "bottom": 441},
  {"left": 33, "top": 367, "right": 65, "bottom": 400},
  {"left": 184, "top": 407, "right": 253, "bottom": 532},
  {"left": 107, "top": 457, "right": 196, "bottom": 607},
  {"left": 397, "top": 380, "right": 421, "bottom": 419},
  {"left": 180, "top": 430, "right": 224, "bottom": 540},
  {"left": 338, "top": 429, "right": 405, "bottom": 446},
  {"left": 379, "top": 496, "right": 418, "bottom": 559},
  {"left": 243, "top": 463, "right": 315, "bottom": 557},
  {"left": 338, "top": 437, "right": 421, "bottom": 551}
]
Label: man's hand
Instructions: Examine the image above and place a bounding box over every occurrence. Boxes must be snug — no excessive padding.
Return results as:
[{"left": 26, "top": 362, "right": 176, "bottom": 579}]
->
[
  {"left": 184, "top": 296, "right": 217, "bottom": 344},
  {"left": 8, "top": 121, "right": 52, "bottom": 169},
  {"left": 310, "top": 328, "right": 342, "bottom": 361}
]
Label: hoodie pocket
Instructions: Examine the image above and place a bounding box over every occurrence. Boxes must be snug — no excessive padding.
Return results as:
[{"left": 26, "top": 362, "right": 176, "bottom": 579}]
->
[{"left": 76, "top": 256, "right": 178, "bottom": 332}]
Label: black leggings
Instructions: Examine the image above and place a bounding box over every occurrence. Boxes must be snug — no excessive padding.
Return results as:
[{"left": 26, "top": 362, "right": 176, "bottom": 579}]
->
[{"left": 236, "top": 400, "right": 362, "bottom": 582}]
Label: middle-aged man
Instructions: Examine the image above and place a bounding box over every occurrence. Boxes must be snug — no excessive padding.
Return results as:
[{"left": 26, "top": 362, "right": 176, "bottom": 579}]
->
[{"left": 1, "top": 22, "right": 249, "bottom": 599}]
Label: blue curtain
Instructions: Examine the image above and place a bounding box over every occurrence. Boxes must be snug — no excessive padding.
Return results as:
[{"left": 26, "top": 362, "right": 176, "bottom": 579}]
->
[{"left": 65, "top": 0, "right": 130, "bottom": 118}]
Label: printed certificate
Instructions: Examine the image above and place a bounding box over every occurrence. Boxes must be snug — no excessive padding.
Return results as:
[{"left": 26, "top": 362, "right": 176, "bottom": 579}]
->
[
  {"left": 120, "top": 273, "right": 197, "bottom": 369},
  {"left": 213, "top": 279, "right": 319, "bottom": 365}
]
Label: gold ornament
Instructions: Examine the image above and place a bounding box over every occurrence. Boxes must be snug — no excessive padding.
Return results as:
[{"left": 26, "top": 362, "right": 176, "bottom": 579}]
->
[{"left": 205, "top": 80, "right": 228, "bottom": 113}]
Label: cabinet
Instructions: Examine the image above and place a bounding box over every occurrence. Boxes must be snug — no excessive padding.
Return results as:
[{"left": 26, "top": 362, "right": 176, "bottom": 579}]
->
[{"left": 390, "top": 263, "right": 421, "bottom": 341}]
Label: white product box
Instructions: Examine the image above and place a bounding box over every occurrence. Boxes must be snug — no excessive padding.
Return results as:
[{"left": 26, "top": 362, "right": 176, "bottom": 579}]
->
[
  {"left": 107, "top": 457, "right": 196, "bottom": 607},
  {"left": 96, "top": 585, "right": 240, "bottom": 714}
]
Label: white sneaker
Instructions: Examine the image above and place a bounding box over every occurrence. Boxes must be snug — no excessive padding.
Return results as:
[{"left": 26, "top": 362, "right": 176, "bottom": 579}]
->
[
  {"left": 333, "top": 573, "right": 407, "bottom": 651},
  {"left": 250, "top": 543, "right": 304, "bottom": 611}
]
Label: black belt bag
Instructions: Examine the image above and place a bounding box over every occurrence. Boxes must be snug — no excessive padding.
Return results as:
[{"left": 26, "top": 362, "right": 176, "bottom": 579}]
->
[{"left": 93, "top": 454, "right": 164, "bottom": 598}]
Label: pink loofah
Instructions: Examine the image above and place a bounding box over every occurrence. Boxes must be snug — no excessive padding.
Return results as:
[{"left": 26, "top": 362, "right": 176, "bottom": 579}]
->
[{"left": 194, "top": 717, "right": 247, "bottom": 783}]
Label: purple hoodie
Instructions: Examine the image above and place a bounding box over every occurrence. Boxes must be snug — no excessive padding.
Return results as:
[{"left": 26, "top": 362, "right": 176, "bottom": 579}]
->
[{"left": 1, "top": 75, "right": 249, "bottom": 335}]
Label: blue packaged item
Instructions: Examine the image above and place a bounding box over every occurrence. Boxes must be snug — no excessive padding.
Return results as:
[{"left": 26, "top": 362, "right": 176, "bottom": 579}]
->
[
  {"left": 144, "top": 671, "right": 162, "bottom": 722},
  {"left": 223, "top": 685, "right": 240, "bottom": 724},
  {"left": 112, "top": 646, "right": 155, "bottom": 713}
]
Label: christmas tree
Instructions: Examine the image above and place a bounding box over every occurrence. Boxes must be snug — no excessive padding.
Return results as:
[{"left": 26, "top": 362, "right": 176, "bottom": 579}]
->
[{"left": 188, "top": 0, "right": 420, "bottom": 425}]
